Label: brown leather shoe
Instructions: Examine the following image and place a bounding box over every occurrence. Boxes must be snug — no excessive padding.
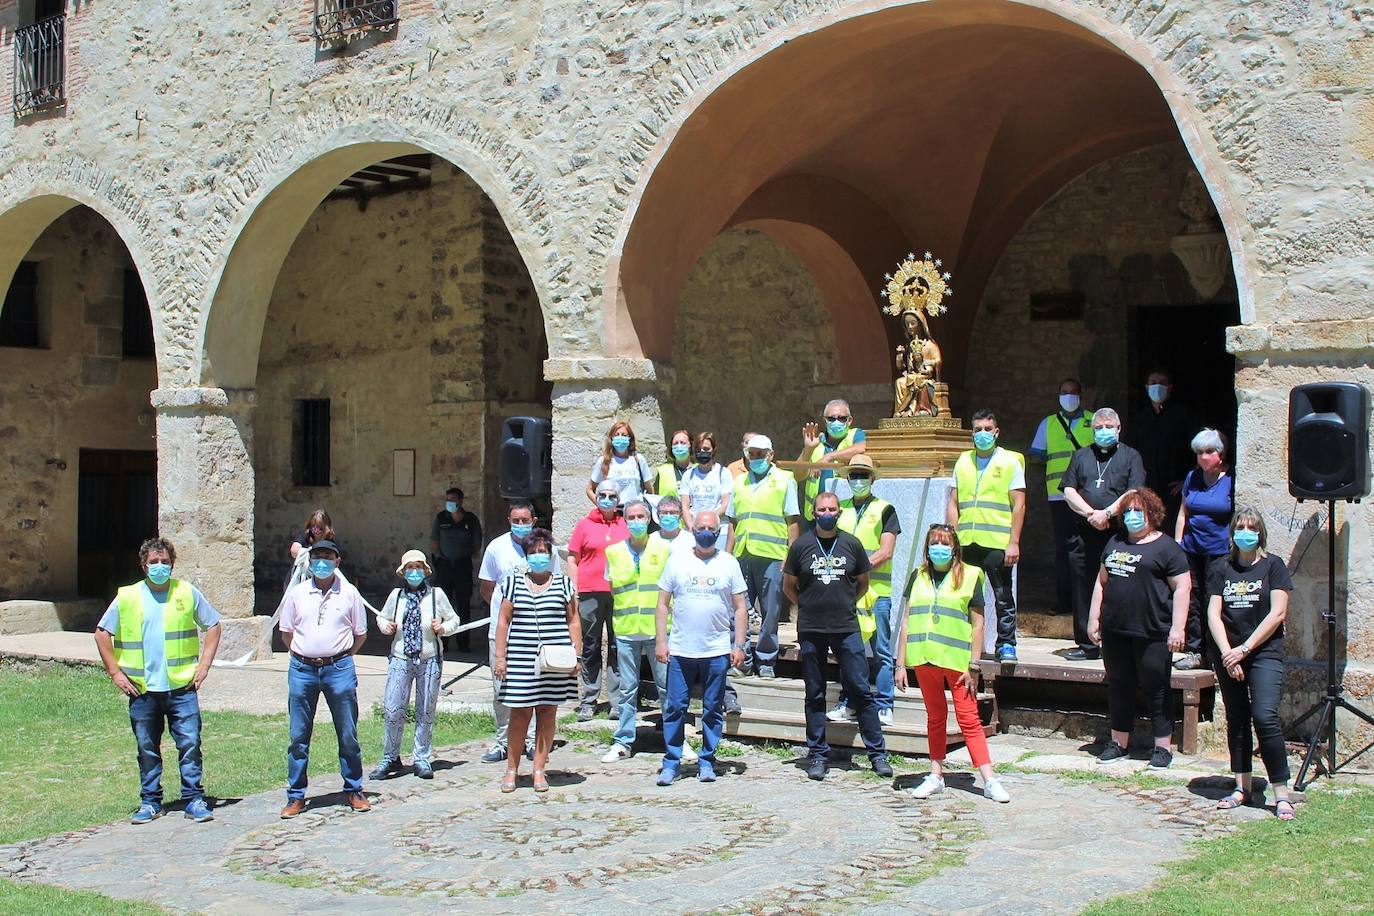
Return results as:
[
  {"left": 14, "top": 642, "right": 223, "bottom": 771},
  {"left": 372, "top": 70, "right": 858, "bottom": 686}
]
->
[
  {"left": 279, "top": 799, "right": 306, "bottom": 819},
  {"left": 347, "top": 792, "right": 372, "bottom": 813}
]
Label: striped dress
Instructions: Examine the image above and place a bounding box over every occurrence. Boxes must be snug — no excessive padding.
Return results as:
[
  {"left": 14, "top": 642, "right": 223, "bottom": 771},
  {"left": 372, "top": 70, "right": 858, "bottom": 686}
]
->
[{"left": 496, "top": 572, "right": 578, "bottom": 708}]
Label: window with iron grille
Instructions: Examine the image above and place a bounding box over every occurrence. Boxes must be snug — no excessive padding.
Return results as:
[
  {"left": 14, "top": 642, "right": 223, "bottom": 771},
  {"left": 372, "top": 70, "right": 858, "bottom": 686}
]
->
[
  {"left": 0, "top": 262, "right": 44, "bottom": 349},
  {"left": 313, "top": 0, "right": 399, "bottom": 45},
  {"left": 294, "top": 399, "right": 332, "bottom": 487},
  {"left": 13, "top": 1, "right": 66, "bottom": 115},
  {"left": 122, "top": 269, "right": 155, "bottom": 359}
]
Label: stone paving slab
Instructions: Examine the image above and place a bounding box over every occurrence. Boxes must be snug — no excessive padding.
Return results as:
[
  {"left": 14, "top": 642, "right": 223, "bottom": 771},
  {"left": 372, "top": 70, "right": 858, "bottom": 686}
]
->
[{"left": 0, "top": 736, "right": 1275, "bottom": 915}]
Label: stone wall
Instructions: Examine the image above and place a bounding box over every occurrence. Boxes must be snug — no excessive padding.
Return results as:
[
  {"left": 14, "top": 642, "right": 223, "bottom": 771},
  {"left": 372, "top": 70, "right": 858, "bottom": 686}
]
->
[{"left": 0, "top": 207, "right": 155, "bottom": 600}]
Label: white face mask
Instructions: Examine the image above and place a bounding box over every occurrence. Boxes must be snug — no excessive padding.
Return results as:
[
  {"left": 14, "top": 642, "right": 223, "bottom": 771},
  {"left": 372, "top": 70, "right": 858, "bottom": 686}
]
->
[{"left": 1059, "top": 393, "right": 1081, "bottom": 413}]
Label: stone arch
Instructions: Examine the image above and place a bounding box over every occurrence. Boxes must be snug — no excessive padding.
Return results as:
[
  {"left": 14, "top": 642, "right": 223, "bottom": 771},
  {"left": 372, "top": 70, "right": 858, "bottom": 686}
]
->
[
  {"left": 604, "top": 0, "right": 1257, "bottom": 379},
  {"left": 198, "top": 116, "right": 556, "bottom": 389}
]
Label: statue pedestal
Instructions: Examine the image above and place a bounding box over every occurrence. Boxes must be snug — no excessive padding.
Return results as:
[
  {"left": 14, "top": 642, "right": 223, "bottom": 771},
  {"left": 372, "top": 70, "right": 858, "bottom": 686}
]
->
[{"left": 866, "top": 415, "right": 969, "bottom": 477}]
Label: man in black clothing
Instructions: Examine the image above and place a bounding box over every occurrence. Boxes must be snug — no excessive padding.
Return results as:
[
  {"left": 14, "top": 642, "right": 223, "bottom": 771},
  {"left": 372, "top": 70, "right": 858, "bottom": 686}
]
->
[
  {"left": 1061, "top": 408, "right": 1146, "bottom": 660},
  {"left": 782, "top": 492, "right": 892, "bottom": 782},
  {"left": 431, "top": 486, "right": 482, "bottom": 651},
  {"left": 1125, "top": 367, "right": 1196, "bottom": 525}
]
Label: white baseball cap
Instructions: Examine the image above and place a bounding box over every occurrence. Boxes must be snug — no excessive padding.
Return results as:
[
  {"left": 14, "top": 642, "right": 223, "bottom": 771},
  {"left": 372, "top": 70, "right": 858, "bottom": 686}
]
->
[{"left": 745, "top": 434, "right": 773, "bottom": 451}]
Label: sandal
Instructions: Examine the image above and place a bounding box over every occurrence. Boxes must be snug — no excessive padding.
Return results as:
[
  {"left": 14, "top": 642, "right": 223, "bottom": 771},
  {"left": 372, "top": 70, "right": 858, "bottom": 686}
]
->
[
  {"left": 1275, "top": 799, "right": 1296, "bottom": 821},
  {"left": 533, "top": 770, "right": 549, "bottom": 793},
  {"left": 500, "top": 770, "right": 518, "bottom": 793},
  {"left": 1215, "top": 788, "right": 1248, "bottom": 810}
]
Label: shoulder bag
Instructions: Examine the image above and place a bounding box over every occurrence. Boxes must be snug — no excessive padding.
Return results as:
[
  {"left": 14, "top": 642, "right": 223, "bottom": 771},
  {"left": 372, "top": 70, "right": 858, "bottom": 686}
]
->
[{"left": 533, "top": 575, "right": 578, "bottom": 676}]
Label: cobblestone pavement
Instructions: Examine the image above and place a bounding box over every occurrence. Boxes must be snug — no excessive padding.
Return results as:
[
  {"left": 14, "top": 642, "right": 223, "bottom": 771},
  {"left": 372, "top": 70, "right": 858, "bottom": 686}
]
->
[{"left": 0, "top": 731, "right": 1274, "bottom": 915}]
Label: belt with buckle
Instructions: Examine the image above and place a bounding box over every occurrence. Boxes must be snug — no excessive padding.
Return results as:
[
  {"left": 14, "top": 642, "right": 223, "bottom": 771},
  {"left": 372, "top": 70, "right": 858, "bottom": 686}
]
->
[{"left": 291, "top": 651, "right": 348, "bottom": 667}]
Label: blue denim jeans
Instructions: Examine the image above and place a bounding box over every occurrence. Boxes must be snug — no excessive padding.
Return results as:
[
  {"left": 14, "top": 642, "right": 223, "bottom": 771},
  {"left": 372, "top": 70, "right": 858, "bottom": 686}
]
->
[
  {"left": 739, "top": 554, "right": 784, "bottom": 669},
  {"left": 129, "top": 687, "right": 204, "bottom": 805},
  {"left": 614, "top": 637, "right": 667, "bottom": 750},
  {"left": 662, "top": 654, "right": 728, "bottom": 770},
  {"left": 287, "top": 655, "right": 363, "bottom": 800},
  {"left": 799, "top": 630, "right": 886, "bottom": 762}
]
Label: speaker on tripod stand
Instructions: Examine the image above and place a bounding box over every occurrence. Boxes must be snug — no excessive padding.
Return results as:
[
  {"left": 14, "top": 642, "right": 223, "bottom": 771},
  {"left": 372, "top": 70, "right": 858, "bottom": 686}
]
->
[{"left": 1287, "top": 382, "right": 1373, "bottom": 790}]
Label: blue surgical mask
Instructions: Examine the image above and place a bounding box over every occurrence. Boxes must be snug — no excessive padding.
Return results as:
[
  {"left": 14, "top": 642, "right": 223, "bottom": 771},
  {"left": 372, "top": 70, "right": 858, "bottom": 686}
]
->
[
  {"left": 611, "top": 435, "right": 631, "bottom": 453},
  {"left": 815, "top": 513, "right": 839, "bottom": 531},
  {"left": 627, "top": 519, "right": 650, "bottom": 538},
  {"left": 671, "top": 443, "right": 690, "bottom": 461},
  {"left": 1147, "top": 384, "right": 1169, "bottom": 405},
  {"left": 527, "top": 553, "right": 551, "bottom": 574},
  {"left": 404, "top": 569, "right": 427, "bottom": 587},
  {"left": 445, "top": 500, "right": 458, "bottom": 513},
  {"left": 1123, "top": 509, "right": 1147, "bottom": 533},
  {"left": 973, "top": 430, "right": 997, "bottom": 451},
  {"left": 1059, "top": 394, "right": 1081, "bottom": 413},
  {"left": 927, "top": 544, "right": 954, "bottom": 567},
  {"left": 849, "top": 478, "right": 872, "bottom": 498},
  {"left": 826, "top": 420, "right": 849, "bottom": 439},
  {"left": 659, "top": 514, "right": 681, "bottom": 533},
  {"left": 749, "top": 457, "right": 771, "bottom": 476},
  {"left": 1094, "top": 427, "right": 1119, "bottom": 448},
  {"left": 694, "top": 529, "right": 718, "bottom": 549},
  {"left": 310, "top": 558, "right": 337, "bottom": 579},
  {"left": 146, "top": 563, "right": 172, "bottom": 586},
  {"left": 597, "top": 495, "right": 618, "bottom": 510},
  {"left": 511, "top": 522, "right": 533, "bottom": 541},
  {"left": 1233, "top": 528, "right": 1261, "bottom": 551}
]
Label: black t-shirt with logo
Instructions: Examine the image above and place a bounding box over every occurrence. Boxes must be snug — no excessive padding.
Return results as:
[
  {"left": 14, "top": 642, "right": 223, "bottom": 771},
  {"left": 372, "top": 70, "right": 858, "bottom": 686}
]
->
[
  {"left": 1206, "top": 554, "right": 1293, "bottom": 660},
  {"left": 1099, "top": 533, "right": 1190, "bottom": 639},
  {"left": 783, "top": 530, "right": 872, "bottom": 634}
]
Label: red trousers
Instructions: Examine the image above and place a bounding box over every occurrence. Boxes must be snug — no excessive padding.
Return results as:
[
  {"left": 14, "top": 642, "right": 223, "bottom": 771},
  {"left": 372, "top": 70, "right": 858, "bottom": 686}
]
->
[{"left": 914, "top": 664, "right": 990, "bottom": 767}]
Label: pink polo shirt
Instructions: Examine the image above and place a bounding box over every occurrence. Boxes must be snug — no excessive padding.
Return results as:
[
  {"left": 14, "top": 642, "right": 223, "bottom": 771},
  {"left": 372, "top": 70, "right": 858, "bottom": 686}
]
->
[
  {"left": 280, "top": 575, "right": 368, "bottom": 658},
  {"left": 568, "top": 508, "right": 628, "bottom": 594}
]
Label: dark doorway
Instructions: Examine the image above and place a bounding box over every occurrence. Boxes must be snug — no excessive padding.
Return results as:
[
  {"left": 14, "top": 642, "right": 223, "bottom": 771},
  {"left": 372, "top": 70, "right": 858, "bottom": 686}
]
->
[
  {"left": 1129, "top": 303, "right": 1240, "bottom": 448},
  {"left": 78, "top": 449, "right": 158, "bottom": 599}
]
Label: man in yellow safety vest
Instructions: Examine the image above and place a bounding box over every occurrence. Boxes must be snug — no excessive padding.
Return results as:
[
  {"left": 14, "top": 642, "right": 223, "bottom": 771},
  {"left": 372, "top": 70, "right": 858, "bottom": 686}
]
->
[
  {"left": 946, "top": 409, "right": 1026, "bottom": 663},
  {"left": 794, "top": 399, "right": 868, "bottom": 525},
  {"left": 94, "top": 537, "right": 223, "bottom": 826},
  {"left": 1028, "top": 378, "right": 1092, "bottom": 619}
]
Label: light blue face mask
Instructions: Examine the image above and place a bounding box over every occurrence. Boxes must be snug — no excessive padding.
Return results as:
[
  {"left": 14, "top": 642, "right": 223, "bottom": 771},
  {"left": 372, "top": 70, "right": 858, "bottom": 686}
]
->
[
  {"left": 659, "top": 513, "right": 682, "bottom": 533},
  {"left": 445, "top": 501, "right": 458, "bottom": 513},
  {"left": 146, "top": 563, "right": 172, "bottom": 586},
  {"left": 927, "top": 544, "right": 954, "bottom": 567},
  {"left": 1123, "top": 509, "right": 1147, "bottom": 533},
  {"left": 310, "top": 558, "right": 337, "bottom": 579},
  {"left": 1094, "top": 427, "right": 1119, "bottom": 448},
  {"left": 973, "top": 430, "right": 997, "bottom": 451},
  {"left": 1233, "top": 528, "right": 1261, "bottom": 551},
  {"left": 671, "top": 443, "right": 690, "bottom": 461},
  {"left": 849, "top": 478, "right": 872, "bottom": 498},
  {"left": 511, "top": 522, "right": 533, "bottom": 541},
  {"left": 611, "top": 435, "right": 631, "bottom": 454},
  {"left": 627, "top": 519, "right": 650, "bottom": 538},
  {"left": 526, "top": 553, "right": 552, "bottom": 574},
  {"left": 749, "top": 457, "right": 771, "bottom": 476},
  {"left": 597, "top": 495, "right": 618, "bottom": 510},
  {"left": 826, "top": 419, "right": 849, "bottom": 440},
  {"left": 403, "top": 569, "right": 427, "bottom": 587},
  {"left": 1147, "top": 383, "right": 1169, "bottom": 404}
]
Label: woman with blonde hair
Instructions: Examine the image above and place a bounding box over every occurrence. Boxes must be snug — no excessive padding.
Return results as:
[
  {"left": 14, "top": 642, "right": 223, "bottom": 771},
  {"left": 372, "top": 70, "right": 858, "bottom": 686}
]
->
[
  {"left": 586, "top": 419, "right": 653, "bottom": 504},
  {"left": 896, "top": 524, "right": 1009, "bottom": 803},
  {"left": 1207, "top": 507, "right": 1296, "bottom": 819}
]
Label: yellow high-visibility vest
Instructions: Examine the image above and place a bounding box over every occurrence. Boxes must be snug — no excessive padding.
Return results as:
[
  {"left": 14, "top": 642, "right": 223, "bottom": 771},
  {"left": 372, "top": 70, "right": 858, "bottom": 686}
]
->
[
  {"left": 839, "top": 496, "right": 893, "bottom": 597},
  {"left": 114, "top": 580, "right": 200, "bottom": 692},
  {"left": 953, "top": 447, "right": 1024, "bottom": 550},
  {"left": 802, "top": 428, "right": 859, "bottom": 520},
  {"left": 903, "top": 566, "right": 984, "bottom": 672},
  {"left": 654, "top": 462, "right": 685, "bottom": 498},
  {"left": 1044, "top": 412, "right": 1093, "bottom": 497},
  {"left": 731, "top": 466, "right": 793, "bottom": 561},
  {"left": 605, "top": 536, "right": 673, "bottom": 638}
]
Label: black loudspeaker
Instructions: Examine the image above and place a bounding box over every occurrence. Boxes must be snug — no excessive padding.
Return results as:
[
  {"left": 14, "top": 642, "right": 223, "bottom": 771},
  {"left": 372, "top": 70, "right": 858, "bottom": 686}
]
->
[
  {"left": 1288, "top": 382, "right": 1370, "bottom": 500},
  {"left": 499, "top": 416, "right": 552, "bottom": 498}
]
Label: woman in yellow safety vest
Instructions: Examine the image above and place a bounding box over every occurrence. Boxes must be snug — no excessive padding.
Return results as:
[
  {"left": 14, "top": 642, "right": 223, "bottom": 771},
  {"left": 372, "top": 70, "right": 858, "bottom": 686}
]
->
[
  {"left": 651, "top": 428, "right": 693, "bottom": 497},
  {"left": 895, "top": 524, "right": 1010, "bottom": 803}
]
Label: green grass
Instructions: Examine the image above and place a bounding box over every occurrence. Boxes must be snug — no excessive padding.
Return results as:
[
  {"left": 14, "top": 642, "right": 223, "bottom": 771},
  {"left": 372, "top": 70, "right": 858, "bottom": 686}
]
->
[
  {"left": 0, "top": 878, "right": 167, "bottom": 915},
  {"left": 0, "top": 661, "right": 493, "bottom": 846},
  {"left": 1084, "top": 786, "right": 1374, "bottom": 915}
]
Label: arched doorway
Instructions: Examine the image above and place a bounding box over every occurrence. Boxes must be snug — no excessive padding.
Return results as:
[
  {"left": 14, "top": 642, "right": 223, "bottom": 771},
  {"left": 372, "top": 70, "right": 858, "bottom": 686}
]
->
[{"left": 0, "top": 200, "right": 159, "bottom": 605}]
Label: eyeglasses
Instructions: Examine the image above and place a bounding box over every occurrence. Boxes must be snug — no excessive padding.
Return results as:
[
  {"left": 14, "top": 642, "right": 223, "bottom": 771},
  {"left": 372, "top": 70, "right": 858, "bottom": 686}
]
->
[
  {"left": 825, "top": 414, "right": 850, "bottom": 422},
  {"left": 928, "top": 523, "right": 955, "bottom": 532}
]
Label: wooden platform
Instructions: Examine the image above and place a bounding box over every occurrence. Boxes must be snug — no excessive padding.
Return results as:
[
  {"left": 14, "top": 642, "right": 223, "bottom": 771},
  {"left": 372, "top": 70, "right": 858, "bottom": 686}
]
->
[{"left": 975, "top": 636, "right": 1218, "bottom": 754}]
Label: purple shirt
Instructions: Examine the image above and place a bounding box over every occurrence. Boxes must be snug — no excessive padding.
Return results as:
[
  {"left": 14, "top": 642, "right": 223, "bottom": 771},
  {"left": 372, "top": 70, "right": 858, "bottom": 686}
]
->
[{"left": 280, "top": 575, "right": 367, "bottom": 658}]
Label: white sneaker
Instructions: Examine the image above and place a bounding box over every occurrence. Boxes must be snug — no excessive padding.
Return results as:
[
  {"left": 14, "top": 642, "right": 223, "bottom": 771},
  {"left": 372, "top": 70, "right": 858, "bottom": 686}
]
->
[
  {"left": 681, "top": 743, "right": 699, "bottom": 763},
  {"left": 826, "top": 702, "right": 856, "bottom": 723},
  {"left": 877, "top": 709, "right": 894, "bottom": 727},
  {"left": 983, "top": 777, "right": 1010, "bottom": 803},
  {"left": 600, "top": 744, "right": 630, "bottom": 763},
  {"left": 910, "top": 774, "right": 945, "bottom": 799}
]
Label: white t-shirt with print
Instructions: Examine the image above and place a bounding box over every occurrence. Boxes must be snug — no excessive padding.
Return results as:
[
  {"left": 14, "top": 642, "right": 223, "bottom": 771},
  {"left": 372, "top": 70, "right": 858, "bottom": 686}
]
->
[
  {"left": 657, "top": 549, "right": 747, "bottom": 658},
  {"left": 590, "top": 453, "right": 652, "bottom": 502}
]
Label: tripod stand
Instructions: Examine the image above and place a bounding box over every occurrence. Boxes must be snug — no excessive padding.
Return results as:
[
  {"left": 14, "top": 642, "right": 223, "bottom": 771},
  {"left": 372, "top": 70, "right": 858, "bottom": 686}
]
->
[{"left": 1292, "top": 499, "right": 1374, "bottom": 790}]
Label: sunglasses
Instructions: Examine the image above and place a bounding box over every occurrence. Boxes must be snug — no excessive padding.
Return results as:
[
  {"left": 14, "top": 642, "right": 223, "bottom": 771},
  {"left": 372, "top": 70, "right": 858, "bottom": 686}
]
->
[
  {"left": 848, "top": 473, "right": 873, "bottom": 481},
  {"left": 928, "top": 523, "right": 955, "bottom": 532},
  {"left": 825, "top": 414, "right": 850, "bottom": 422}
]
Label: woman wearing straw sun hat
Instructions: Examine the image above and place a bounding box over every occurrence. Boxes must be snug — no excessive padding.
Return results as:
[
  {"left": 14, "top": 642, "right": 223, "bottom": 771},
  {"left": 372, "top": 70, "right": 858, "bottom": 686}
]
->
[{"left": 370, "top": 549, "right": 461, "bottom": 781}]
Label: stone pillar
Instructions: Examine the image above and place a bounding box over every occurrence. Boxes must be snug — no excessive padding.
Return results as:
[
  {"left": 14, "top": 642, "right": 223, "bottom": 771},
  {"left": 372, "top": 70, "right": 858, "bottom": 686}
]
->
[
  {"left": 545, "top": 358, "right": 673, "bottom": 543},
  {"left": 151, "top": 386, "right": 271, "bottom": 660}
]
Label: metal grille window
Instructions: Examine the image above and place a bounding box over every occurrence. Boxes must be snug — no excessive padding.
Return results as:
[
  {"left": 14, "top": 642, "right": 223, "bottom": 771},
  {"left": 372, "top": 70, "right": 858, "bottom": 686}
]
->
[
  {"left": 313, "top": 0, "right": 399, "bottom": 45},
  {"left": 13, "top": 14, "right": 66, "bottom": 115},
  {"left": 294, "top": 399, "right": 332, "bottom": 488},
  {"left": 0, "top": 262, "right": 43, "bottom": 349}
]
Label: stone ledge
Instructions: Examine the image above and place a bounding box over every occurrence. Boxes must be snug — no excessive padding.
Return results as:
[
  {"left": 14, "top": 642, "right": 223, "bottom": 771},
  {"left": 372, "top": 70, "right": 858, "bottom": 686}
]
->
[
  {"left": 543, "top": 357, "right": 675, "bottom": 385},
  {"left": 1228, "top": 319, "right": 1374, "bottom": 358},
  {"left": 150, "top": 387, "right": 258, "bottom": 414},
  {"left": 0, "top": 599, "right": 105, "bottom": 636}
]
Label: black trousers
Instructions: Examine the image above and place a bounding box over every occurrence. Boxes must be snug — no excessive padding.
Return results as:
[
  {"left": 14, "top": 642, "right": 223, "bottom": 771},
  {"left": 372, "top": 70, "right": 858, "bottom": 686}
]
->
[
  {"left": 962, "top": 543, "right": 1017, "bottom": 649},
  {"left": 1101, "top": 632, "right": 1174, "bottom": 739},
  {"left": 1070, "top": 522, "right": 1113, "bottom": 651},
  {"left": 1183, "top": 550, "right": 1223, "bottom": 657},
  {"left": 1050, "top": 501, "right": 1082, "bottom": 616},
  {"left": 1215, "top": 654, "right": 1290, "bottom": 783},
  {"left": 434, "top": 557, "right": 474, "bottom": 648}
]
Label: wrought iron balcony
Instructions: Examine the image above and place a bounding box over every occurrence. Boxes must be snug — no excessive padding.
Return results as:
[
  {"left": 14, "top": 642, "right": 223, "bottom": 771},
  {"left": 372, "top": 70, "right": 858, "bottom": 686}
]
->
[
  {"left": 313, "top": 0, "right": 399, "bottom": 45},
  {"left": 13, "top": 15, "right": 65, "bottom": 115}
]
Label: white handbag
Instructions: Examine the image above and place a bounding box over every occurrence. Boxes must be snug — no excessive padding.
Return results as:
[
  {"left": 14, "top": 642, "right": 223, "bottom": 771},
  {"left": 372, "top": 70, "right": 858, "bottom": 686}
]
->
[{"left": 532, "top": 579, "right": 578, "bottom": 676}]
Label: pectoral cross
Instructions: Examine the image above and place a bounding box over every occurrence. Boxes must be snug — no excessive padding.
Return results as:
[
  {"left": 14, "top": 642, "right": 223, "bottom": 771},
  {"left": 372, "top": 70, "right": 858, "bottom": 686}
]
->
[{"left": 1094, "top": 474, "right": 1105, "bottom": 489}]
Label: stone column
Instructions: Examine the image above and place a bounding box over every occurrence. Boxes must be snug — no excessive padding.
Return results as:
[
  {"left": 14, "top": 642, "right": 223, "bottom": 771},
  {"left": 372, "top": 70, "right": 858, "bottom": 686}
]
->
[
  {"left": 151, "top": 386, "right": 271, "bottom": 660},
  {"left": 544, "top": 358, "right": 673, "bottom": 543}
]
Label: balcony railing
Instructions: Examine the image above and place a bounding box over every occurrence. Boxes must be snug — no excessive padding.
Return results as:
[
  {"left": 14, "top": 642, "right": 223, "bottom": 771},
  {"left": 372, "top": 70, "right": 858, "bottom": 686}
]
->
[
  {"left": 13, "top": 15, "right": 66, "bottom": 115},
  {"left": 313, "top": 0, "right": 399, "bottom": 45}
]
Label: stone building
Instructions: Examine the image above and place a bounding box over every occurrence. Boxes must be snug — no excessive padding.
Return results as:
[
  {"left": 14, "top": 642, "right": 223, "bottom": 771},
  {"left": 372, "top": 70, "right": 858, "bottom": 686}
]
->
[{"left": 1, "top": 1, "right": 1371, "bottom": 738}]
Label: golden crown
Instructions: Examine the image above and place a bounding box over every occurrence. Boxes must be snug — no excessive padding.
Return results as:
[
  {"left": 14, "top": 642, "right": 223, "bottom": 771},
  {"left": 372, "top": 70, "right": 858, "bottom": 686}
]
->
[{"left": 881, "top": 252, "right": 954, "bottom": 318}]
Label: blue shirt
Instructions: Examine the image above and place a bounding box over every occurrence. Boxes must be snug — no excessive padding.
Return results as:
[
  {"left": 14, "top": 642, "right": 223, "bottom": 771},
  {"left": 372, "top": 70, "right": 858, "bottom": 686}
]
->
[
  {"left": 1180, "top": 469, "right": 1234, "bottom": 556},
  {"left": 98, "top": 583, "right": 220, "bottom": 692}
]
